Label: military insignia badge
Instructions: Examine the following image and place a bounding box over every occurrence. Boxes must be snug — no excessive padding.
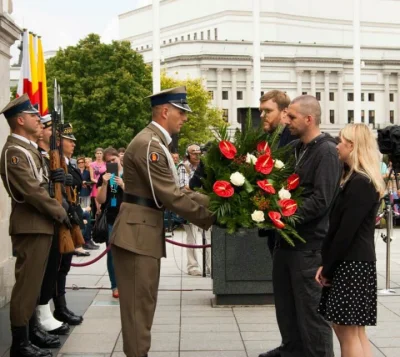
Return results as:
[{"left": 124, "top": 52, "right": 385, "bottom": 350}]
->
[
  {"left": 10, "top": 156, "right": 19, "bottom": 165},
  {"left": 149, "top": 152, "right": 159, "bottom": 163}
]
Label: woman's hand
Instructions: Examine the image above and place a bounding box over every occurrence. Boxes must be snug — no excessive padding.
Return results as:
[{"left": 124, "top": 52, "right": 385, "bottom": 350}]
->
[
  {"left": 115, "top": 176, "right": 124, "bottom": 188},
  {"left": 102, "top": 173, "right": 112, "bottom": 184},
  {"left": 315, "top": 266, "right": 331, "bottom": 287}
]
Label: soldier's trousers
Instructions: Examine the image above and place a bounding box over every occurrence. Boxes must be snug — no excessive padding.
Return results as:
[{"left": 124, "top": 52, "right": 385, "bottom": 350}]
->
[
  {"left": 54, "top": 253, "right": 73, "bottom": 298},
  {"left": 112, "top": 245, "right": 161, "bottom": 357},
  {"left": 39, "top": 232, "right": 60, "bottom": 304},
  {"left": 10, "top": 234, "right": 52, "bottom": 326}
]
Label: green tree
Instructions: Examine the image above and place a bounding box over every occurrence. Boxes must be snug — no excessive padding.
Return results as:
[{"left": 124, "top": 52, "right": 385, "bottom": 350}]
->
[
  {"left": 46, "top": 34, "right": 152, "bottom": 155},
  {"left": 161, "top": 73, "right": 224, "bottom": 154}
]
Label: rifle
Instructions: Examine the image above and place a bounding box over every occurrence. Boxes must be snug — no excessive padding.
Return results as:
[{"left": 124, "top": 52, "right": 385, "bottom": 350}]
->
[
  {"left": 50, "top": 79, "right": 75, "bottom": 254},
  {"left": 58, "top": 90, "right": 85, "bottom": 248}
]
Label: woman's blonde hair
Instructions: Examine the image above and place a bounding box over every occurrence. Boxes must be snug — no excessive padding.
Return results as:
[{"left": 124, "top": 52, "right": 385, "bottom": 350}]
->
[{"left": 340, "top": 123, "right": 385, "bottom": 197}]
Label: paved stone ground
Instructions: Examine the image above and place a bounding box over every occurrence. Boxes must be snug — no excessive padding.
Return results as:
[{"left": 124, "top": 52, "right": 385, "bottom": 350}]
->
[{"left": 2, "top": 227, "right": 400, "bottom": 357}]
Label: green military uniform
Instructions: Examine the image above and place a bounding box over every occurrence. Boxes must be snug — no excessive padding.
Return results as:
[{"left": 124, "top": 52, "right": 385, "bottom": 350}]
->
[
  {"left": 111, "top": 87, "right": 214, "bottom": 357},
  {"left": 0, "top": 95, "right": 66, "bottom": 331}
]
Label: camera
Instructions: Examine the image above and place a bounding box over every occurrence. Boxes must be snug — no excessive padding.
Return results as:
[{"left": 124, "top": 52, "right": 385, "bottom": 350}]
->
[{"left": 377, "top": 125, "right": 400, "bottom": 170}]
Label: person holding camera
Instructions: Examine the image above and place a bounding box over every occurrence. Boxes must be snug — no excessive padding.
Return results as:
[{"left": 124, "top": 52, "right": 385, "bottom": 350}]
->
[
  {"left": 177, "top": 144, "right": 204, "bottom": 276},
  {"left": 316, "top": 123, "right": 385, "bottom": 357},
  {"left": 96, "top": 147, "right": 125, "bottom": 298}
]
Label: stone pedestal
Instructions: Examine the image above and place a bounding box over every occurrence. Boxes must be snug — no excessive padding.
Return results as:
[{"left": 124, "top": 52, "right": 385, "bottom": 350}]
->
[
  {"left": 0, "top": 9, "right": 20, "bottom": 308},
  {"left": 211, "top": 225, "right": 274, "bottom": 305}
]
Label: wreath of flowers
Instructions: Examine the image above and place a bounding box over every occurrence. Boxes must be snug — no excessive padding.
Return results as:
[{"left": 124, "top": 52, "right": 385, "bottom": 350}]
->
[{"left": 201, "top": 119, "right": 305, "bottom": 246}]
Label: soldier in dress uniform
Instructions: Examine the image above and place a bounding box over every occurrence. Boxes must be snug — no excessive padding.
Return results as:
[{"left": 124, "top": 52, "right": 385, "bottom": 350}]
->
[
  {"left": 35, "top": 115, "right": 71, "bottom": 336},
  {"left": 0, "top": 94, "right": 70, "bottom": 357},
  {"left": 52, "top": 123, "right": 85, "bottom": 326},
  {"left": 111, "top": 86, "right": 214, "bottom": 357}
]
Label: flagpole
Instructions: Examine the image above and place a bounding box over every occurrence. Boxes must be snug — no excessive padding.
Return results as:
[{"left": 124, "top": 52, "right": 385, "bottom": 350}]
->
[
  {"left": 252, "top": 0, "right": 261, "bottom": 107},
  {"left": 152, "top": 0, "right": 161, "bottom": 93},
  {"left": 353, "top": 0, "right": 361, "bottom": 123}
]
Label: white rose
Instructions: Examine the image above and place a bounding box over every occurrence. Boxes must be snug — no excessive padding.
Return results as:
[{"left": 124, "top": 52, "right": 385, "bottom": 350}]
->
[
  {"left": 278, "top": 187, "right": 291, "bottom": 200},
  {"left": 230, "top": 172, "right": 245, "bottom": 186},
  {"left": 246, "top": 153, "right": 257, "bottom": 165},
  {"left": 251, "top": 210, "right": 265, "bottom": 223},
  {"left": 274, "top": 160, "right": 285, "bottom": 169}
]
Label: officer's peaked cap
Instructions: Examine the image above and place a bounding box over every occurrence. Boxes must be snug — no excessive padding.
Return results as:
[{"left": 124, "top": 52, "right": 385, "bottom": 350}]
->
[
  {"left": 0, "top": 94, "right": 39, "bottom": 120},
  {"left": 147, "top": 86, "right": 192, "bottom": 112}
]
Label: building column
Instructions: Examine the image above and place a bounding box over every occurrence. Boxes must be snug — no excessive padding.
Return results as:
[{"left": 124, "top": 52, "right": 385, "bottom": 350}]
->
[
  {"left": 200, "top": 67, "right": 208, "bottom": 89},
  {"left": 216, "top": 68, "right": 223, "bottom": 109},
  {"left": 324, "top": 71, "right": 330, "bottom": 124},
  {"left": 246, "top": 68, "right": 252, "bottom": 106},
  {"left": 296, "top": 69, "right": 303, "bottom": 95},
  {"left": 384, "top": 72, "right": 390, "bottom": 125},
  {"left": 310, "top": 70, "right": 317, "bottom": 96},
  {"left": 0, "top": 4, "right": 20, "bottom": 308},
  {"left": 231, "top": 68, "right": 238, "bottom": 125},
  {"left": 397, "top": 73, "right": 400, "bottom": 124},
  {"left": 337, "top": 71, "right": 344, "bottom": 124}
]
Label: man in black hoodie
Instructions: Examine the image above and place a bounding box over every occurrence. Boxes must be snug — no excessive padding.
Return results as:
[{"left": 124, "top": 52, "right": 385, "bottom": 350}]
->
[{"left": 270, "top": 95, "right": 340, "bottom": 357}]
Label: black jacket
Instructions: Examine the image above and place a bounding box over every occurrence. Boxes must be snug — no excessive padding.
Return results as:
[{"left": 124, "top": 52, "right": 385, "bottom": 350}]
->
[
  {"left": 321, "top": 172, "right": 380, "bottom": 279},
  {"left": 279, "top": 133, "right": 341, "bottom": 250},
  {"left": 278, "top": 125, "right": 297, "bottom": 147}
]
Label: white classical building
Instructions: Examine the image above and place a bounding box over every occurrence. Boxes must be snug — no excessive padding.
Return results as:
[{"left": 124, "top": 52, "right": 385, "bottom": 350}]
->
[{"left": 119, "top": 0, "right": 400, "bottom": 133}]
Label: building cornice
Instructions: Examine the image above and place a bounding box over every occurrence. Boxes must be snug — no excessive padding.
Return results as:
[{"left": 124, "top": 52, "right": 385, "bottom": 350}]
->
[
  {"left": 133, "top": 39, "right": 400, "bottom": 53},
  {"left": 161, "top": 53, "right": 400, "bottom": 67}
]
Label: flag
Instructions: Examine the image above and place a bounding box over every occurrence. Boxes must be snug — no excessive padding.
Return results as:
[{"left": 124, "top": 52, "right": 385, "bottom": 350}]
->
[
  {"left": 29, "top": 32, "right": 39, "bottom": 107},
  {"left": 37, "top": 37, "right": 48, "bottom": 116},
  {"left": 16, "top": 30, "right": 30, "bottom": 98}
]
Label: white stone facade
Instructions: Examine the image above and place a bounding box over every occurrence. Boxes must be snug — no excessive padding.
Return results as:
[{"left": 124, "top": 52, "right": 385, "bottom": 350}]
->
[
  {"left": 119, "top": 0, "right": 400, "bottom": 133},
  {"left": 0, "top": 2, "right": 19, "bottom": 308}
]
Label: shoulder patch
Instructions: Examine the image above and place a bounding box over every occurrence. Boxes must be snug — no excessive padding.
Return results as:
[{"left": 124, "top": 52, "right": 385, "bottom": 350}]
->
[
  {"left": 149, "top": 152, "right": 159, "bottom": 163},
  {"left": 10, "top": 156, "right": 20, "bottom": 165}
]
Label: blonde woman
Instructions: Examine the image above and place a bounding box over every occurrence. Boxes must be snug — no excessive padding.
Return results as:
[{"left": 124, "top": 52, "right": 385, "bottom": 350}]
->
[{"left": 316, "top": 123, "right": 385, "bottom": 357}]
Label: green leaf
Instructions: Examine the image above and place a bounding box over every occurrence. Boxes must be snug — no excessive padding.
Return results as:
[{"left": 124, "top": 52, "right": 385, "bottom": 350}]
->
[{"left": 243, "top": 180, "right": 254, "bottom": 193}]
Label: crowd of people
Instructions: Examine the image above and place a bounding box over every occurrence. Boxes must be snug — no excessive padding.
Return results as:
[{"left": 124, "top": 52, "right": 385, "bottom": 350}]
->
[{"left": 0, "top": 85, "right": 386, "bottom": 357}]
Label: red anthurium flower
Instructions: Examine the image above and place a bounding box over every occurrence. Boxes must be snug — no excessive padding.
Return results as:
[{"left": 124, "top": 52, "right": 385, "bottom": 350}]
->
[
  {"left": 257, "top": 179, "right": 276, "bottom": 194},
  {"left": 213, "top": 181, "right": 234, "bottom": 198},
  {"left": 219, "top": 140, "right": 237, "bottom": 159},
  {"left": 255, "top": 154, "right": 274, "bottom": 174},
  {"left": 287, "top": 173, "right": 300, "bottom": 191},
  {"left": 257, "top": 141, "right": 271, "bottom": 155},
  {"left": 278, "top": 199, "right": 298, "bottom": 217},
  {"left": 268, "top": 211, "right": 285, "bottom": 229}
]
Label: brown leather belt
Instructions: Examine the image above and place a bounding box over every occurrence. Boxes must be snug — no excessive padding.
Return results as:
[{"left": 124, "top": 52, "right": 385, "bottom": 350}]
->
[{"left": 123, "top": 193, "right": 162, "bottom": 210}]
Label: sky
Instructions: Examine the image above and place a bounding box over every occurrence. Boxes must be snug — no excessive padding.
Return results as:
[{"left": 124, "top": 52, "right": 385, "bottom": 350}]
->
[{"left": 9, "top": 0, "right": 151, "bottom": 64}]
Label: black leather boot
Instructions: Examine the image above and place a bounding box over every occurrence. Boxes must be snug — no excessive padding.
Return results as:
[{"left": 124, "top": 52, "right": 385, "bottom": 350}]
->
[
  {"left": 29, "top": 313, "right": 61, "bottom": 348},
  {"left": 53, "top": 295, "right": 83, "bottom": 325},
  {"left": 10, "top": 325, "right": 52, "bottom": 357}
]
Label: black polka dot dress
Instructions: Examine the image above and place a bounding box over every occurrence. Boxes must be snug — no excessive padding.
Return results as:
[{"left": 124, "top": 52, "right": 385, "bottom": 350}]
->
[{"left": 318, "top": 261, "right": 377, "bottom": 326}]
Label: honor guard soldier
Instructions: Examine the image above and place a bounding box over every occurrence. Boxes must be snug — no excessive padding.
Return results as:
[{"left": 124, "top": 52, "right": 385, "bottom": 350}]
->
[
  {"left": 111, "top": 86, "right": 214, "bottom": 357},
  {"left": 0, "top": 94, "right": 71, "bottom": 357},
  {"left": 51, "top": 123, "right": 85, "bottom": 326},
  {"left": 35, "top": 114, "right": 71, "bottom": 336}
]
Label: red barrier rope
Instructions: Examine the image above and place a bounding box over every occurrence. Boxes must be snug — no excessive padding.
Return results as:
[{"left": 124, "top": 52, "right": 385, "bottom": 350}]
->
[
  {"left": 165, "top": 238, "right": 211, "bottom": 248},
  {"left": 70, "top": 238, "right": 210, "bottom": 267},
  {"left": 70, "top": 245, "right": 111, "bottom": 267}
]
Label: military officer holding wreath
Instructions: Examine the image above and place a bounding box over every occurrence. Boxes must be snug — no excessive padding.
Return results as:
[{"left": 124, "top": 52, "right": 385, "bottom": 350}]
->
[
  {"left": 111, "top": 86, "right": 214, "bottom": 357},
  {"left": 0, "top": 94, "right": 70, "bottom": 357}
]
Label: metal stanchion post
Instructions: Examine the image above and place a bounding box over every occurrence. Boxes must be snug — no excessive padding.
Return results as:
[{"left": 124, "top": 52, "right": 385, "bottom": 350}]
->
[
  {"left": 379, "top": 201, "right": 396, "bottom": 295},
  {"left": 202, "top": 229, "right": 206, "bottom": 277}
]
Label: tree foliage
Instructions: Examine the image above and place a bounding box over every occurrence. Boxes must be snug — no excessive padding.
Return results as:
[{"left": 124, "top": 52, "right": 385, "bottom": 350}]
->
[
  {"left": 161, "top": 73, "right": 224, "bottom": 154},
  {"left": 46, "top": 34, "right": 153, "bottom": 156}
]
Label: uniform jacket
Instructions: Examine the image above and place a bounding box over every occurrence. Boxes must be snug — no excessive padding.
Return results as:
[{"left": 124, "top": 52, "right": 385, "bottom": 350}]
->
[
  {"left": 0, "top": 135, "right": 66, "bottom": 235},
  {"left": 111, "top": 123, "right": 214, "bottom": 259}
]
